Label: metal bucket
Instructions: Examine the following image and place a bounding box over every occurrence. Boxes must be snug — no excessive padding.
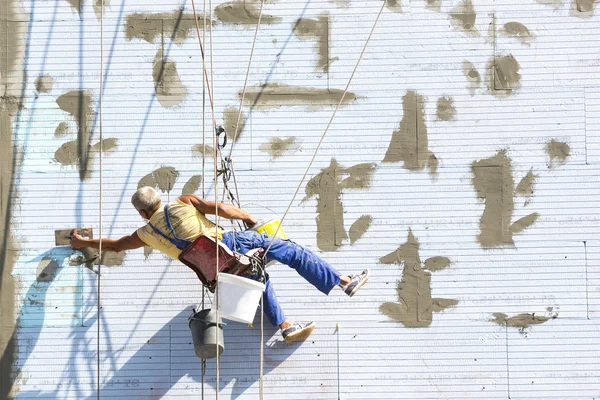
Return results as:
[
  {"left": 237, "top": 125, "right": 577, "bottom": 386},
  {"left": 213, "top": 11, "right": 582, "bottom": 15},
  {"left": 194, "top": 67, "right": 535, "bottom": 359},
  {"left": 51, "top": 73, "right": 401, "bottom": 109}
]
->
[
  {"left": 252, "top": 218, "right": 288, "bottom": 239},
  {"left": 188, "top": 308, "right": 224, "bottom": 359}
]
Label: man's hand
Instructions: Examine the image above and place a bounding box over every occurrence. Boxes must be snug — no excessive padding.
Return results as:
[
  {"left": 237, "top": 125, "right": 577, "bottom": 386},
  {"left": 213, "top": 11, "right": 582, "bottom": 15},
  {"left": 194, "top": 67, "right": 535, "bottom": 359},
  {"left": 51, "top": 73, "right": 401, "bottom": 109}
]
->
[{"left": 70, "top": 229, "right": 89, "bottom": 249}]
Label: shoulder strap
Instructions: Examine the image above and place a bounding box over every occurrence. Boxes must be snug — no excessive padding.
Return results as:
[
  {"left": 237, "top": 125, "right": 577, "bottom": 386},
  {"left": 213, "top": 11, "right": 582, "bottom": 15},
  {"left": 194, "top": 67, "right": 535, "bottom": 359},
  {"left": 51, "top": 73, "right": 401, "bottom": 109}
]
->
[{"left": 147, "top": 205, "right": 191, "bottom": 250}]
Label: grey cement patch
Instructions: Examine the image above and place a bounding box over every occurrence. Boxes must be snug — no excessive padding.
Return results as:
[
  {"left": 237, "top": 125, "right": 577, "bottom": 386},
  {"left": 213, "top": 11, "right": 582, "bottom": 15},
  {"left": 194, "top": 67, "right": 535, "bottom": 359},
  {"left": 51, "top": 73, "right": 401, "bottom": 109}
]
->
[
  {"left": 138, "top": 166, "right": 181, "bottom": 193},
  {"left": 125, "top": 9, "right": 211, "bottom": 45},
  {"left": 383, "top": 91, "right": 438, "bottom": 176},
  {"left": 303, "top": 158, "right": 376, "bottom": 251},
  {"left": 223, "top": 106, "right": 246, "bottom": 142},
  {"left": 34, "top": 75, "right": 53, "bottom": 93},
  {"left": 55, "top": 90, "right": 97, "bottom": 180},
  {"left": 182, "top": 175, "right": 201, "bottom": 195},
  {"left": 349, "top": 215, "right": 372, "bottom": 244},
  {"left": 500, "top": 22, "right": 534, "bottom": 46},
  {"left": 450, "top": 0, "right": 480, "bottom": 36},
  {"left": 379, "top": 229, "right": 458, "bottom": 327},
  {"left": 426, "top": 0, "right": 441, "bottom": 12},
  {"left": 240, "top": 83, "right": 358, "bottom": 110},
  {"left": 214, "top": 1, "right": 281, "bottom": 25},
  {"left": 385, "top": 0, "right": 402, "bottom": 12},
  {"left": 93, "top": 0, "right": 109, "bottom": 21},
  {"left": 36, "top": 258, "right": 59, "bottom": 283},
  {"left": 54, "top": 122, "right": 69, "bottom": 138},
  {"left": 259, "top": 137, "right": 300, "bottom": 159},
  {"left": 462, "top": 60, "right": 481, "bottom": 96},
  {"left": 472, "top": 150, "right": 540, "bottom": 248},
  {"left": 436, "top": 96, "right": 456, "bottom": 121},
  {"left": 545, "top": 139, "right": 571, "bottom": 167},
  {"left": 293, "top": 13, "right": 330, "bottom": 72},
  {"left": 486, "top": 54, "right": 521, "bottom": 97},
  {"left": 192, "top": 143, "right": 215, "bottom": 158},
  {"left": 153, "top": 48, "right": 187, "bottom": 108},
  {"left": 571, "top": 0, "right": 599, "bottom": 17}
]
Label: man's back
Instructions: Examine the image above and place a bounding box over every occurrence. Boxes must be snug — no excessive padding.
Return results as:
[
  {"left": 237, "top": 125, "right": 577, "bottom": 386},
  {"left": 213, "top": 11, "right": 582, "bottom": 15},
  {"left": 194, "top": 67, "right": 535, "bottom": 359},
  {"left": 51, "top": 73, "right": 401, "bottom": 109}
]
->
[{"left": 136, "top": 197, "right": 223, "bottom": 259}]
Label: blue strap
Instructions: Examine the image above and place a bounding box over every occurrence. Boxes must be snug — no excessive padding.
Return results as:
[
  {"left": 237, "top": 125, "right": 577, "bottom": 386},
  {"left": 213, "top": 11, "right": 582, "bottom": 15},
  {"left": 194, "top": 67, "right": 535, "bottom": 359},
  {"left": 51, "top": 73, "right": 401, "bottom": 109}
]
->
[{"left": 147, "top": 205, "right": 192, "bottom": 250}]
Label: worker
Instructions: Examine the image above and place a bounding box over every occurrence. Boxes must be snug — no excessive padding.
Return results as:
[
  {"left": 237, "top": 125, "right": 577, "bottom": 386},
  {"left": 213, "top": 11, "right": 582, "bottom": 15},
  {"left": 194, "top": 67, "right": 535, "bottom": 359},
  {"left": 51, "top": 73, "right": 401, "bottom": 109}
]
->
[{"left": 70, "top": 186, "right": 370, "bottom": 343}]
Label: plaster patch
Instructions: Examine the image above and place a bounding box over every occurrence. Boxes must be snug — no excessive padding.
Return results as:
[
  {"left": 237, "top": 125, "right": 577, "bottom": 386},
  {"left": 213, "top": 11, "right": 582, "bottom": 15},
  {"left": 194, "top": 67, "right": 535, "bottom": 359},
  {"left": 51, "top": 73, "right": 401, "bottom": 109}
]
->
[
  {"left": 379, "top": 229, "right": 458, "bottom": 327},
  {"left": 36, "top": 258, "right": 59, "bottom": 283},
  {"left": 385, "top": 0, "right": 402, "bottom": 12},
  {"left": 56, "top": 90, "right": 97, "bottom": 180},
  {"left": 215, "top": 1, "right": 281, "bottom": 25},
  {"left": 240, "top": 83, "right": 358, "bottom": 110},
  {"left": 491, "top": 312, "right": 557, "bottom": 331},
  {"left": 303, "top": 159, "right": 376, "bottom": 251},
  {"left": 54, "top": 122, "right": 69, "bottom": 138},
  {"left": 545, "top": 139, "right": 570, "bottom": 167},
  {"left": 436, "top": 96, "right": 456, "bottom": 121},
  {"left": 125, "top": 9, "right": 210, "bottom": 45},
  {"left": 65, "top": 0, "right": 82, "bottom": 14},
  {"left": 153, "top": 48, "right": 187, "bottom": 108},
  {"left": 293, "top": 13, "right": 331, "bottom": 72},
  {"left": 426, "top": 0, "right": 441, "bottom": 12},
  {"left": 223, "top": 106, "right": 246, "bottom": 142},
  {"left": 500, "top": 22, "right": 534, "bottom": 46},
  {"left": 138, "top": 166, "right": 181, "bottom": 193},
  {"left": 383, "top": 91, "right": 438, "bottom": 176},
  {"left": 259, "top": 137, "right": 299, "bottom": 159},
  {"left": 93, "top": 0, "right": 109, "bottom": 21},
  {"left": 536, "top": 0, "right": 562, "bottom": 7},
  {"left": 486, "top": 54, "right": 521, "bottom": 97},
  {"left": 192, "top": 143, "right": 215, "bottom": 158},
  {"left": 462, "top": 60, "right": 481, "bottom": 96},
  {"left": 34, "top": 75, "right": 53, "bottom": 93},
  {"left": 515, "top": 168, "right": 537, "bottom": 203},
  {"left": 472, "top": 150, "right": 539, "bottom": 248},
  {"left": 54, "top": 138, "right": 117, "bottom": 180},
  {"left": 572, "top": 0, "right": 599, "bottom": 17},
  {"left": 450, "top": 0, "right": 480, "bottom": 36},
  {"left": 182, "top": 175, "right": 201, "bottom": 195},
  {"left": 349, "top": 215, "right": 372, "bottom": 244}
]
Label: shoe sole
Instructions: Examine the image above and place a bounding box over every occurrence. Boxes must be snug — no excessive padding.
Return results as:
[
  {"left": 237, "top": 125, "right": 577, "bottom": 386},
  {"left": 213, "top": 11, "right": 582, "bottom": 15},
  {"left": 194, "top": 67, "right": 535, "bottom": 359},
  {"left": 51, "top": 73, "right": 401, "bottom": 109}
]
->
[
  {"left": 348, "top": 270, "right": 370, "bottom": 297},
  {"left": 284, "top": 322, "right": 317, "bottom": 343}
]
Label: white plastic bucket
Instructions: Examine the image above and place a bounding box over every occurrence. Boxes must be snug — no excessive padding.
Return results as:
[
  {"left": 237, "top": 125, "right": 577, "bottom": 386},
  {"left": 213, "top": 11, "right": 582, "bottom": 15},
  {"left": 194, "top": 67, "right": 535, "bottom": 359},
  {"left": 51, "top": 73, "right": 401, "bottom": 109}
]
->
[{"left": 217, "top": 273, "right": 266, "bottom": 323}]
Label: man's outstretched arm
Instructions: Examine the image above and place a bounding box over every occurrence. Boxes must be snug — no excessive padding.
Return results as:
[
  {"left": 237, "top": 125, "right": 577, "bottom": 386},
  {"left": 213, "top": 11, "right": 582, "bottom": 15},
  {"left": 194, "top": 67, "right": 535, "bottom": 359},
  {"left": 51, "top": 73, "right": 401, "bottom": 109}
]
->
[
  {"left": 179, "top": 195, "right": 258, "bottom": 227},
  {"left": 70, "top": 229, "right": 146, "bottom": 252}
]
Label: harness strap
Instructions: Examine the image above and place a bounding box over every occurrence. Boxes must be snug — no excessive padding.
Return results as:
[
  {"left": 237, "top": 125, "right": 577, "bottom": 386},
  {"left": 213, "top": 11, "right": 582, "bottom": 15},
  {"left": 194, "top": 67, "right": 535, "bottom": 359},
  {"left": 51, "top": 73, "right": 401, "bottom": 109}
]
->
[{"left": 148, "top": 205, "right": 192, "bottom": 250}]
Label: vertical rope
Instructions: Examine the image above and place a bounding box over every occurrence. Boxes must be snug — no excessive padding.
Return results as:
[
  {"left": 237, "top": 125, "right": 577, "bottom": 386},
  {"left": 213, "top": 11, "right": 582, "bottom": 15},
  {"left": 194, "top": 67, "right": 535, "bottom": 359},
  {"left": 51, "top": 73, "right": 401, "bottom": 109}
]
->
[
  {"left": 97, "top": 0, "right": 104, "bottom": 397},
  {"left": 259, "top": 294, "right": 264, "bottom": 399}
]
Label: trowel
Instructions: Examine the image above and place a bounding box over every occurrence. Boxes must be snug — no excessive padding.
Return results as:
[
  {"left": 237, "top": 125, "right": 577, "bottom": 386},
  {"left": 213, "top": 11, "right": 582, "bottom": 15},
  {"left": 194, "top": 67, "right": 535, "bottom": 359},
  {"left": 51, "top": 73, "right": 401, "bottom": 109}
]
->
[
  {"left": 54, "top": 228, "right": 93, "bottom": 246},
  {"left": 54, "top": 228, "right": 99, "bottom": 275}
]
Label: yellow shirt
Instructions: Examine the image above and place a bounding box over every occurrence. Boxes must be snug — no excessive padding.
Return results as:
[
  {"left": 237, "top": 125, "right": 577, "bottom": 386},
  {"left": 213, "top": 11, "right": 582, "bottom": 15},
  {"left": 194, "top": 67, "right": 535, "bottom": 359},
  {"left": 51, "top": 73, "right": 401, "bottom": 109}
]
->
[{"left": 136, "top": 198, "right": 223, "bottom": 259}]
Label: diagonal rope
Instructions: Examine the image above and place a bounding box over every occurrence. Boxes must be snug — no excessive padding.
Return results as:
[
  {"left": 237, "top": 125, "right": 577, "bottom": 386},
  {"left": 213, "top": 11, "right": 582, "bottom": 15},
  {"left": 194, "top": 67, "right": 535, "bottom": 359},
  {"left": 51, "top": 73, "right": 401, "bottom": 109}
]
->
[
  {"left": 227, "top": 0, "right": 266, "bottom": 159},
  {"left": 97, "top": 0, "right": 104, "bottom": 397},
  {"left": 262, "top": 1, "right": 387, "bottom": 259}
]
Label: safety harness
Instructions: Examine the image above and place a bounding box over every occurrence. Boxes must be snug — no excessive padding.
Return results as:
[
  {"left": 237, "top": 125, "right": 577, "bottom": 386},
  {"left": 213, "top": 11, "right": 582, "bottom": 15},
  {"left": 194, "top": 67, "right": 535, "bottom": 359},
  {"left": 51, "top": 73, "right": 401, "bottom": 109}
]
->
[{"left": 147, "top": 204, "right": 265, "bottom": 292}]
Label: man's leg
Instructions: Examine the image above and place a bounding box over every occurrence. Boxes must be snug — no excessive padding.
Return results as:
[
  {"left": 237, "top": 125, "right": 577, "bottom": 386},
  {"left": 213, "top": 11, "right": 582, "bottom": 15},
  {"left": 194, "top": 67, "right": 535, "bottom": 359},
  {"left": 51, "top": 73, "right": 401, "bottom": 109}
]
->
[{"left": 262, "top": 273, "right": 287, "bottom": 327}]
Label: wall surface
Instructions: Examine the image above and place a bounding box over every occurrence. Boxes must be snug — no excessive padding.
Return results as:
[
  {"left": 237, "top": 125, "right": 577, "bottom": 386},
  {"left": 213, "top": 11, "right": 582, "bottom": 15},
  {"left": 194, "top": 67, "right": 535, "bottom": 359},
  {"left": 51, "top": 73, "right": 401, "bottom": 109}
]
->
[{"left": 2, "top": 0, "right": 600, "bottom": 398}]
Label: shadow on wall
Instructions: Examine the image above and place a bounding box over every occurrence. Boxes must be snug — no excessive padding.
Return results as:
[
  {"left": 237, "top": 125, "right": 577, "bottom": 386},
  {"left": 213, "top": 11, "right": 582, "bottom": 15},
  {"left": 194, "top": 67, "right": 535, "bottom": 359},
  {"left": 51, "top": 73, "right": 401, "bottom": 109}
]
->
[
  {"left": 5, "top": 246, "right": 98, "bottom": 399},
  {"left": 97, "top": 307, "right": 300, "bottom": 399}
]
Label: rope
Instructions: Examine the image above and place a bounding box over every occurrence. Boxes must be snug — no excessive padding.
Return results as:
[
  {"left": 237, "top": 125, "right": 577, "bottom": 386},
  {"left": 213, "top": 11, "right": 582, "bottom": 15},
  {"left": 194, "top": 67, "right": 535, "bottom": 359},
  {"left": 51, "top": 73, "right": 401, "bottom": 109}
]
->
[
  {"left": 259, "top": 293, "right": 264, "bottom": 398},
  {"left": 227, "top": 0, "right": 266, "bottom": 159},
  {"left": 97, "top": 0, "right": 104, "bottom": 397},
  {"left": 263, "top": 1, "right": 387, "bottom": 259}
]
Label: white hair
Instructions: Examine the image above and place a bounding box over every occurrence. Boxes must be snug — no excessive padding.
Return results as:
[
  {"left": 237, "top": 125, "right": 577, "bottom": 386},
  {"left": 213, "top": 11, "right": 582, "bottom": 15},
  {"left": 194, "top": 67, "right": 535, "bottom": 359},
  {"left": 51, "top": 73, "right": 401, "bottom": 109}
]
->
[{"left": 131, "top": 186, "right": 161, "bottom": 213}]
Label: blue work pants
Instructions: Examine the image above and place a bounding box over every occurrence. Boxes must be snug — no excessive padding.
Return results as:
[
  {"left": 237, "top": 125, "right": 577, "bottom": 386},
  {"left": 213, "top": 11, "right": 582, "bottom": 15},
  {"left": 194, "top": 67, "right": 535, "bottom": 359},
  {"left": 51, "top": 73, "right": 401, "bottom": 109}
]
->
[{"left": 221, "top": 231, "right": 341, "bottom": 327}]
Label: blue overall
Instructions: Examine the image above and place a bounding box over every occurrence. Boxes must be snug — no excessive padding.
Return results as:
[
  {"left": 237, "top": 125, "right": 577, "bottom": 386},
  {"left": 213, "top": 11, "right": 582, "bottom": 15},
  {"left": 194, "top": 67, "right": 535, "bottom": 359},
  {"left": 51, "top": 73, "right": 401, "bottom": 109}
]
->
[
  {"left": 221, "top": 231, "right": 341, "bottom": 327},
  {"left": 148, "top": 206, "right": 341, "bottom": 327}
]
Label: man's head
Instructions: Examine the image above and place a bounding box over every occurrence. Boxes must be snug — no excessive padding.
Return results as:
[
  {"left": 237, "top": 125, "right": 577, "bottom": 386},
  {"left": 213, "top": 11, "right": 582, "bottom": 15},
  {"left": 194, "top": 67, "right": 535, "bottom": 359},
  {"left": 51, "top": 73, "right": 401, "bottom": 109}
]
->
[{"left": 131, "top": 186, "right": 162, "bottom": 220}]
